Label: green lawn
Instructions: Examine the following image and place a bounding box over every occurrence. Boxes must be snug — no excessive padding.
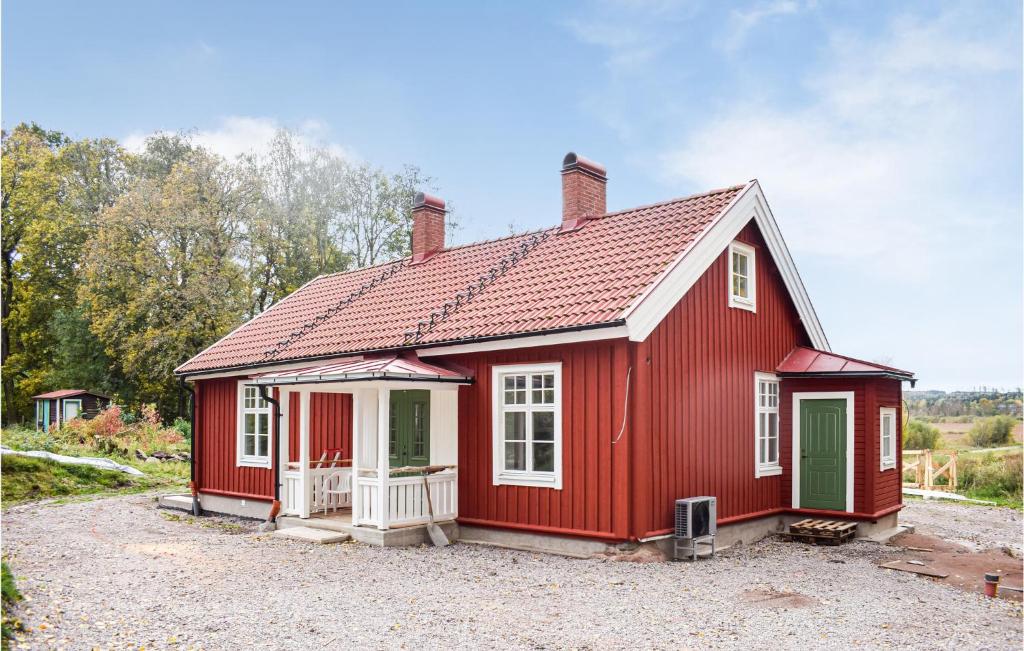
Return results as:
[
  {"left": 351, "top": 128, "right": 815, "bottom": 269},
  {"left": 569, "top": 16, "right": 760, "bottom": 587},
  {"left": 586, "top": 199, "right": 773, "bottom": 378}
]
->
[{"left": 0, "top": 455, "right": 186, "bottom": 507}]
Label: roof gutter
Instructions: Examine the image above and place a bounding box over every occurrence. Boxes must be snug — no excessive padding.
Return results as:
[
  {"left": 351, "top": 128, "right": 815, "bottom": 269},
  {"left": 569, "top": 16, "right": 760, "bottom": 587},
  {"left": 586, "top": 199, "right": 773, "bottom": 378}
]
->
[
  {"left": 175, "top": 320, "right": 627, "bottom": 379},
  {"left": 777, "top": 371, "right": 917, "bottom": 387}
]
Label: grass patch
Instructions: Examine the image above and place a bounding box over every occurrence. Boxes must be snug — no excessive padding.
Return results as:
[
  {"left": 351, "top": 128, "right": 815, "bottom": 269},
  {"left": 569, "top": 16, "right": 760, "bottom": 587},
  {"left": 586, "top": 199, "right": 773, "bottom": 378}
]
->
[
  {"left": 0, "top": 455, "right": 185, "bottom": 507},
  {"left": 2, "top": 561, "right": 22, "bottom": 650},
  {"left": 1, "top": 424, "right": 189, "bottom": 507},
  {"left": 958, "top": 452, "right": 1023, "bottom": 509}
]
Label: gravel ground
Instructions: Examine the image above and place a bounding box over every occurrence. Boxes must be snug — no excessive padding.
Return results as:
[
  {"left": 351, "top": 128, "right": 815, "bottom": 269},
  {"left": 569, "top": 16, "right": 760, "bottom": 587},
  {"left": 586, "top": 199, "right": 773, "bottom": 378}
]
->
[
  {"left": 900, "top": 498, "right": 1023, "bottom": 556},
  {"left": 2, "top": 495, "right": 1021, "bottom": 650}
]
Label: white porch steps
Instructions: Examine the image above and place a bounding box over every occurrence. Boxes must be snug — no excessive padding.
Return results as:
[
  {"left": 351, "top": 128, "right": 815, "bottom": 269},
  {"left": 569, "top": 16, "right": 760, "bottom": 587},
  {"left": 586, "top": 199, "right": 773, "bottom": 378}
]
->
[{"left": 272, "top": 526, "right": 351, "bottom": 544}]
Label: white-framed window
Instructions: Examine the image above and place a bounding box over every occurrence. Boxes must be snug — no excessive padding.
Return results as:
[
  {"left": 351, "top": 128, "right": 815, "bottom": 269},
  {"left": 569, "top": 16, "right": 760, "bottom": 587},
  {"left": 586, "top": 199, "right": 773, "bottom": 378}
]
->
[
  {"left": 237, "top": 382, "right": 272, "bottom": 468},
  {"left": 63, "top": 399, "right": 82, "bottom": 421},
  {"left": 754, "top": 372, "right": 781, "bottom": 477},
  {"left": 728, "top": 241, "right": 756, "bottom": 312},
  {"left": 492, "top": 362, "right": 562, "bottom": 489},
  {"left": 880, "top": 407, "right": 897, "bottom": 471}
]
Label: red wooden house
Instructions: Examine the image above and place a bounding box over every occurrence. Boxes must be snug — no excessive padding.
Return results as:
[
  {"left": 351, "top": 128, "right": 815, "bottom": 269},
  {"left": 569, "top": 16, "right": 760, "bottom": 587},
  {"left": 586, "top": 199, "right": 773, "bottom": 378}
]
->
[{"left": 173, "top": 152, "right": 914, "bottom": 551}]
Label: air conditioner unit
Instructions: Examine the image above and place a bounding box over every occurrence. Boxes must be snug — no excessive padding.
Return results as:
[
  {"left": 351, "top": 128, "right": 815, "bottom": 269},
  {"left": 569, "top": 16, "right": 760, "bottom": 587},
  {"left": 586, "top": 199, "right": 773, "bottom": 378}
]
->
[
  {"left": 674, "top": 496, "right": 717, "bottom": 539},
  {"left": 673, "top": 496, "right": 717, "bottom": 561}
]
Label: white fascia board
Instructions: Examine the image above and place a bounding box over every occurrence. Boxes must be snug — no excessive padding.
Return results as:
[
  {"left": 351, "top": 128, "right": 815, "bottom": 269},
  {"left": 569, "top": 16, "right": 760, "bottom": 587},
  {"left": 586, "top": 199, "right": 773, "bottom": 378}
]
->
[
  {"left": 417, "top": 325, "right": 629, "bottom": 357},
  {"left": 622, "top": 181, "right": 830, "bottom": 351},
  {"left": 183, "top": 326, "right": 630, "bottom": 380}
]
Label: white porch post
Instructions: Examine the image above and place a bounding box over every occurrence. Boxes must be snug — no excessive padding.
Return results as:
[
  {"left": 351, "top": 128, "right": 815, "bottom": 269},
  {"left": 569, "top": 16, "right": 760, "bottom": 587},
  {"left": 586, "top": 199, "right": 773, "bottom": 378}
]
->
[
  {"left": 377, "top": 386, "right": 390, "bottom": 530},
  {"left": 351, "top": 391, "right": 361, "bottom": 526},
  {"left": 298, "top": 389, "right": 311, "bottom": 519},
  {"left": 278, "top": 388, "right": 290, "bottom": 504}
]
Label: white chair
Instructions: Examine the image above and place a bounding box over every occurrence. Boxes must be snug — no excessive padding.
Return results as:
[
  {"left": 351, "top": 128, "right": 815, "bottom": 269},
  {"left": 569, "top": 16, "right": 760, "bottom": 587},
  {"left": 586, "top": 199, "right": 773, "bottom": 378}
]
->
[{"left": 322, "top": 469, "right": 352, "bottom": 514}]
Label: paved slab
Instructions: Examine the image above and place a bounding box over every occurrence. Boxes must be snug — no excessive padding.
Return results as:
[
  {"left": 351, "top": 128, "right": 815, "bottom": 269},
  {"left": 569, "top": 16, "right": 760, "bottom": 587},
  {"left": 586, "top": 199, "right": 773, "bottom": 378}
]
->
[{"left": 272, "top": 526, "right": 350, "bottom": 544}]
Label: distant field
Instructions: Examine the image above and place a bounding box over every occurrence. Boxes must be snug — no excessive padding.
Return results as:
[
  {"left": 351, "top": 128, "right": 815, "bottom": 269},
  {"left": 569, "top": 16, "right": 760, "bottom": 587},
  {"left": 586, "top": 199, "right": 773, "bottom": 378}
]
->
[{"left": 930, "top": 420, "right": 1022, "bottom": 450}]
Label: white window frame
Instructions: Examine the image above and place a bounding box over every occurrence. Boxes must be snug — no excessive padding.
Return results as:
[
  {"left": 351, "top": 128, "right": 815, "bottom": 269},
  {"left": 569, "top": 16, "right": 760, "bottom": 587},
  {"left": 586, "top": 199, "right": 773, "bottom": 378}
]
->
[
  {"left": 879, "top": 407, "right": 897, "bottom": 471},
  {"left": 491, "top": 362, "right": 563, "bottom": 489},
  {"left": 754, "top": 372, "right": 782, "bottom": 477},
  {"left": 237, "top": 382, "right": 272, "bottom": 468},
  {"left": 728, "top": 241, "right": 756, "bottom": 312},
  {"left": 62, "top": 399, "right": 83, "bottom": 422}
]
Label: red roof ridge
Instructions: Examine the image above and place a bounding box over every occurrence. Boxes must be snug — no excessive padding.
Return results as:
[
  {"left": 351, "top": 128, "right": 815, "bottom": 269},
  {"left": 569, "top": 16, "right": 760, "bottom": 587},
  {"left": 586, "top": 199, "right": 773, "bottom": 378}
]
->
[{"left": 596, "top": 182, "right": 751, "bottom": 221}]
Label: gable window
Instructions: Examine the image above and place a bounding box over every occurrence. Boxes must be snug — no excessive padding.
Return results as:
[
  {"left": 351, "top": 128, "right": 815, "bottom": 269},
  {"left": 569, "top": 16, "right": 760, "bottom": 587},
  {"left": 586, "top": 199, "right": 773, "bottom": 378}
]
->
[
  {"left": 728, "top": 241, "right": 756, "bottom": 312},
  {"left": 754, "top": 373, "right": 781, "bottom": 477},
  {"left": 492, "top": 363, "right": 562, "bottom": 489},
  {"left": 880, "top": 407, "right": 897, "bottom": 471},
  {"left": 237, "top": 383, "right": 272, "bottom": 468}
]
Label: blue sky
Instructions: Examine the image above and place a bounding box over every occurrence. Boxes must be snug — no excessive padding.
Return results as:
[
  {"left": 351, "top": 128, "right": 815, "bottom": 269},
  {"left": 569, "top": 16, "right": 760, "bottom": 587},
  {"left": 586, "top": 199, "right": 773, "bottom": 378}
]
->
[{"left": 4, "top": 0, "right": 1021, "bottom": 390}]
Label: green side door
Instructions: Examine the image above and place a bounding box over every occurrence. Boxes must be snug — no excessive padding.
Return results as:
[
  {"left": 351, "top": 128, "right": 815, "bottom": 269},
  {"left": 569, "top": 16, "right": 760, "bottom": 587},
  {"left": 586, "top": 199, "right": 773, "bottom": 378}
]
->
[
  {"left": 799, "top": 399, "right": 846, "bottom": 511},
  {"left": 388, "top": 390, "right": 430, "bottom": 468}
]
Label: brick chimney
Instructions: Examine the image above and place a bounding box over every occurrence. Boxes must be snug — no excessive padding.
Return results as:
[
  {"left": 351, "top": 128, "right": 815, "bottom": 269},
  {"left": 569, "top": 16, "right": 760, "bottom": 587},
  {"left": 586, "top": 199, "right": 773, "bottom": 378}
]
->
[
  {"left": 561, "top": 152, "right": 607, "bottom": 232},
  {"left": 411, "top": 192, "right": 446, "bottom": 264}
]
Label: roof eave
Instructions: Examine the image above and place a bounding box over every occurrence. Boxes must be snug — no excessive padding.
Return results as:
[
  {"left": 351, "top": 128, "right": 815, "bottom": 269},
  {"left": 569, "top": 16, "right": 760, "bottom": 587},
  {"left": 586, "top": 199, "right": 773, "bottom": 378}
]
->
[
  {"left": 776, "top": 371, "right": 917, "bottom": 386},
  {"left": 175, "top": 320, "right": 628, "bottom": 379}
]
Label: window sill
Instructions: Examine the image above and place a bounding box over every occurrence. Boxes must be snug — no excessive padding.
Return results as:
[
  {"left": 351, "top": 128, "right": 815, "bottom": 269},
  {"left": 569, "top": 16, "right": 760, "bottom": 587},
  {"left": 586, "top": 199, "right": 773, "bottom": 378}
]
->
[
  {"left": 237, "top": 457, "right": 272, "bottom": 469},
  {"left": 880, "top": 462, "right": 896, "bottom": 472},
  {"left": 729, "top": 297, "right": 756, "bottom": 312},
  {"left": 755, "top": 465, "right": 783, "bottom": 478},
  {"left": 494, "top": 472, "right": 562, "bottom": 489}
]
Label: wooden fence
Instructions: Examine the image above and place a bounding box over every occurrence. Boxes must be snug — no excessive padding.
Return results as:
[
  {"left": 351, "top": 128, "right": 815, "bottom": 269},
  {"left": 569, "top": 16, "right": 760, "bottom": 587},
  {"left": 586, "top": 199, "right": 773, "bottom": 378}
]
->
[{"left": 902, "top": 449, "right": 958, "bottom": 491}]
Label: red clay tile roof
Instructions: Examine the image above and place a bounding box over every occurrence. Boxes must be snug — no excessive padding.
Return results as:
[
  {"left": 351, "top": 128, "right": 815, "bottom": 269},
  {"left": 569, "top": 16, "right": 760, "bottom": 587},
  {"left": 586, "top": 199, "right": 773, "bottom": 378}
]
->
[
  {"left": 33, "top": 389, "right": 110, "bottom": 400},
  {"left": 177, "top": 184, "right": 747, "bottom": 374},
  {"left": 777, "top": 347, "right": 914, "bottom": 379}
]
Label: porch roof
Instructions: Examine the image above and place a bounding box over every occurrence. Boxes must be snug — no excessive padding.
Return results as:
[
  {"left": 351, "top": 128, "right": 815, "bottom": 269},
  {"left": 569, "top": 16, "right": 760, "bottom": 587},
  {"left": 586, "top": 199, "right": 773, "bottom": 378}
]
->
[
  {"left": 249, "top": 355, "right": 473, "bottom": 385},
  {"left": 776, "top": 346, "right": 915, "bottom": 384}
]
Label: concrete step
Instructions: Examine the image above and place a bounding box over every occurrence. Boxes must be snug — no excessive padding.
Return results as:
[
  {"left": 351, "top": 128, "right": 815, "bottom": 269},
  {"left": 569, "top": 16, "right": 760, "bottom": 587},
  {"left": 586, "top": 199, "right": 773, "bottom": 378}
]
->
[
  {"left": 277, "top": 515, "right": 352, "bottom": 532},
  {"left": 272, "top": 526, "right": 351, "bottom": 544}
]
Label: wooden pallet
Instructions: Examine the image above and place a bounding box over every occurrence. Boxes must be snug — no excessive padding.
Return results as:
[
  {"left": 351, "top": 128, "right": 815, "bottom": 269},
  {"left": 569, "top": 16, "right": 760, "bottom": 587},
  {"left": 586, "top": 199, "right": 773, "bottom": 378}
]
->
[{"left": 784, "top": 519, "right": 857, "bottom": 546}]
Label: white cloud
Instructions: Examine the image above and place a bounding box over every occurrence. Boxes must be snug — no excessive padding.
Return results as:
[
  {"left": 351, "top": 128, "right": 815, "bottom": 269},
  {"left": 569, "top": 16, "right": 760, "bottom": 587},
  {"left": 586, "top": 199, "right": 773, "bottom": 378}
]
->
[
  {"left": 123, "top": 116, "right": 354, "bottom": 162},
  {"left": 662, "top": 7, "right": 1020, "bottom": 279},
  {"left": 563, "top": 0, "right": 700, "bottom": 74},
  {"left": 722, "top": 0, "right": 802, "bottom": 52}
]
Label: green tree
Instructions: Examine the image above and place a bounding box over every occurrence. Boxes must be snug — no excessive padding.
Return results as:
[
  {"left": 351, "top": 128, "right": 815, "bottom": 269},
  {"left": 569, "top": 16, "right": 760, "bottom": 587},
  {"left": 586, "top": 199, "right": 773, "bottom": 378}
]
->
[
  {"left": 1, "top": 125, "right": 66, "bottom": 422},
  {"left": 80, "top": 139, "right": 251, "bottom": 415},
  {"left": 903, "top": 419, "right": 941, "bottom": 450},
  {"left": 968, "top": 415, "right": 1018, "bottom": 447},
  {"left": 0, "top": 125, "right": 134, "bottom": 423}
]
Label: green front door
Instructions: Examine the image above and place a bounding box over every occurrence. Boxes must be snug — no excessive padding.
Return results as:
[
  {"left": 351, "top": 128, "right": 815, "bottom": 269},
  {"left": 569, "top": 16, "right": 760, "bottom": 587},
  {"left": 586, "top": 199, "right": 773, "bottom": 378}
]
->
[
  {"left": 388, "top": 390, "right": 430, "bottom": 468},
  {"left": 799, "top": 399, "right": 846, "bottom": 511}
]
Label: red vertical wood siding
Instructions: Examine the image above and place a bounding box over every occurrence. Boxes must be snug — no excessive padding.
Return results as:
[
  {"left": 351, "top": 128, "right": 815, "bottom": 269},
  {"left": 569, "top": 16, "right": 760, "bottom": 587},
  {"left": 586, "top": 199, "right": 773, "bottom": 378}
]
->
[
  {"left": 632, "top": 220, "right": 810, "bottom": 537},
  {"left": 196, "top": 377, "right": 273, "bottom": 499},
  {"left": 870, "top": 378, "right": 903, "bottom": 512},
  {"left": 287, "top": 392, "right": 352, "bottom": 463},
  {"left": 444, "top": 338, "right": 632, "bottom": 540}
]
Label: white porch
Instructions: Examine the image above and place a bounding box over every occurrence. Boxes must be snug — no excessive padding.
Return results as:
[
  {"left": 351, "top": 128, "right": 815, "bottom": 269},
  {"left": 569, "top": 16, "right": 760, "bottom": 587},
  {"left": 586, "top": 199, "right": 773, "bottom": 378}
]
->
[{"left": 252, "top": 357, "right": 469, "bottom": 531}]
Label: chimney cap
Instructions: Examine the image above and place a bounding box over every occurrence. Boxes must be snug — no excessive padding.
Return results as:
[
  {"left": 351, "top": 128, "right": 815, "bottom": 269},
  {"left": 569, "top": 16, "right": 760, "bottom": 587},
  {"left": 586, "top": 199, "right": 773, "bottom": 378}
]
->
[
  {"left": 413, "top": 192, "right": 446, "bottom": 211},
  {"left": 561, "top": 152, "right": 607, "bottom": 179}
]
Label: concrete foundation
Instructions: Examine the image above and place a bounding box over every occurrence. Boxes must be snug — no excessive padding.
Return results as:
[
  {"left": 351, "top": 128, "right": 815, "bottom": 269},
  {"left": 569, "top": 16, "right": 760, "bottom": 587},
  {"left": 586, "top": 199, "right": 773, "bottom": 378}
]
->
[
  {"left": 159, "top": 492, "right": 903, "bottom": 555},
  {"left": 158, "top": 492, "right": 272, "bottom": 520},
  {"left": 458, "top": 525, "right": 614, "bottom": 558}
]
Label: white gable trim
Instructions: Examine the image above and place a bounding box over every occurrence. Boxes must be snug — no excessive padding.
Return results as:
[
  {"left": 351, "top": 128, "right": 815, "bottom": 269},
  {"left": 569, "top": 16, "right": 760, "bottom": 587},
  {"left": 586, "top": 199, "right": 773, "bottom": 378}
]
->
[{"left": 621, "top": 181, "right": 830, "bottom": 350}]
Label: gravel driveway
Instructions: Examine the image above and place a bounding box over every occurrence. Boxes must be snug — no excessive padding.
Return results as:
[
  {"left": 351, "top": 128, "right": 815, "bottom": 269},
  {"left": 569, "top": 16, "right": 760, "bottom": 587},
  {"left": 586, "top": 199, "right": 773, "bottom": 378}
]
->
[{"left": 2, "top": 496, "right": 1021, "bottom": 650}]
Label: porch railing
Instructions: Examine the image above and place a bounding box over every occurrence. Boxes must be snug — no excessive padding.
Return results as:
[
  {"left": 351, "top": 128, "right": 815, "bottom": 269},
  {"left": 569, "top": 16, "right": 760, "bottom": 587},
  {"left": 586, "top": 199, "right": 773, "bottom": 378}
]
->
[
  {"left": 355, "top": 468, "right": 457, "bottom": 529},
  {"left": 281, "top": 464, "right": 353, "bottom": 516}
]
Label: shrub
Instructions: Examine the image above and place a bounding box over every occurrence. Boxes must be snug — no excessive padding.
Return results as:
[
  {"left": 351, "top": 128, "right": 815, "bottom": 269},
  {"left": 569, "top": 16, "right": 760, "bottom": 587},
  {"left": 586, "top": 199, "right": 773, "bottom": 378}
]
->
[
  {"left": 968, "top": 415, "right": 1018, "bottom": 448},
  {"left": 57, "top": 405, "right": 186, "bottom": 457},
  {"left": 171, "top": 417, "right": 192, "bottom": 443},
  {"left": 958, "top": 452, "right": 1023, "bottom": 504},
  {"left": 903, "top": 419, "right": 941, "bottom": 450},
  {"left": 1, "top": 560, "right": 22, "bottom": 646}
]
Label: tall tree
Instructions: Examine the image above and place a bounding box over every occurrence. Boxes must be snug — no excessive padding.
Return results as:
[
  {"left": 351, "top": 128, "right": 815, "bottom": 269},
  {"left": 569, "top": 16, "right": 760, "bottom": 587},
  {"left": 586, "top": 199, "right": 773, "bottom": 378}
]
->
[
  {"left": 79, "top": 140, "right": 253, "bottom": 414},
  {"left": 1, "top": 125, "right": 66, "bottom": 421}
]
